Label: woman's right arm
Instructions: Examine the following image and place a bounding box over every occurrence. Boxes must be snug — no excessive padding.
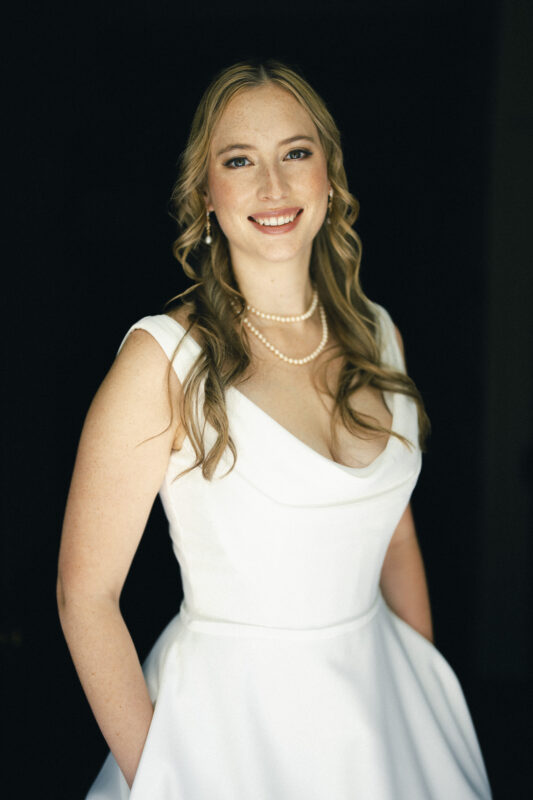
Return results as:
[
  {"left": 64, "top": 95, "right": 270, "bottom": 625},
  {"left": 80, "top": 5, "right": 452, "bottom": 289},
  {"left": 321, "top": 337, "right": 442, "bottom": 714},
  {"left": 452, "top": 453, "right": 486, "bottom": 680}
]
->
[{"left": 57, "top": 329, "right": 183, "bottom": 788}]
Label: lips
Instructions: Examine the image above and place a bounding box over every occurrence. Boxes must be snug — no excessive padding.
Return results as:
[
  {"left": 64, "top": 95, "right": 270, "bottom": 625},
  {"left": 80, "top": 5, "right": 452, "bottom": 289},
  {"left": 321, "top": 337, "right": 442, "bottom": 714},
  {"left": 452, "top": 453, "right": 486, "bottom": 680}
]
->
[{"left": 248, "top": 208, "right": 303, "bottom": 234}]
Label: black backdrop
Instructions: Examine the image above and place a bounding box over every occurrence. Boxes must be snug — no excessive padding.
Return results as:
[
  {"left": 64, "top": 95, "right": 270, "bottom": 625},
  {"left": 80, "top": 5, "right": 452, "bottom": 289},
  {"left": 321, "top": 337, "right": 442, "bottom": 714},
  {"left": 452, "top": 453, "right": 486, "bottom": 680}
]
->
[{"left": 3, "top": 1, "right": 532, "bottom": 797}]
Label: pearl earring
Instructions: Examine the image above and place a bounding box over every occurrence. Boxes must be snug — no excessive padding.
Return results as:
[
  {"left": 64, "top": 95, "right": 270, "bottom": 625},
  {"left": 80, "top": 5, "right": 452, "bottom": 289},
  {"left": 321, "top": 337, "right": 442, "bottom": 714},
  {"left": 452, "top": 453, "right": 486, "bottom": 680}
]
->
[
  {"left": 327, "top": 188, "right": 333, "bottom": 225},
  {"left": 204, "top": 210, "right": 212, "bottom": 244}
]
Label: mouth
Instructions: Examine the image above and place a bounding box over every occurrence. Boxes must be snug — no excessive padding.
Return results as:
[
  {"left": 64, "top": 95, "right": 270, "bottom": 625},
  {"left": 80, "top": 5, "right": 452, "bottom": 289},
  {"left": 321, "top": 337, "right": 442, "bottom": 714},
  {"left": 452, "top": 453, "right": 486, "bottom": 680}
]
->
[{"left": 248, "top": 208, "right": 303, "bottom": 234}]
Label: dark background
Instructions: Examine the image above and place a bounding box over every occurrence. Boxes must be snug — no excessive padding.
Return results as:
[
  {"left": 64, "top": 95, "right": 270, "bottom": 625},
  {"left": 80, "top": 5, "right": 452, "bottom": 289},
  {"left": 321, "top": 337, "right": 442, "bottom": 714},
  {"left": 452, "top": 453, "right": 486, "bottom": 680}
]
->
[{"left": 3, "top": 1, "right": 532, "bottom": 797}]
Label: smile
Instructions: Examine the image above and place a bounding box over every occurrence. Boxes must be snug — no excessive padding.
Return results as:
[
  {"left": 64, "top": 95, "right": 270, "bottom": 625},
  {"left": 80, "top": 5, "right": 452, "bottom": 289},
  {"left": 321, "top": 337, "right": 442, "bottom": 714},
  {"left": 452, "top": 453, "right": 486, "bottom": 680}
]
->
[{"left": 248, "top": 208, "right": 303, "bottom": 234}]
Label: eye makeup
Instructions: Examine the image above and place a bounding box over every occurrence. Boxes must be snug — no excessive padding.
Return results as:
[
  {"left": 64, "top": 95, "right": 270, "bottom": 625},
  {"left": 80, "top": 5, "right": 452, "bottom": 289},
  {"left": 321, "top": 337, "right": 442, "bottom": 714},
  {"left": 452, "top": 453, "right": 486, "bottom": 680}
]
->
[{"left": 223, "top": 148, "right": 313, "bottom": 169}]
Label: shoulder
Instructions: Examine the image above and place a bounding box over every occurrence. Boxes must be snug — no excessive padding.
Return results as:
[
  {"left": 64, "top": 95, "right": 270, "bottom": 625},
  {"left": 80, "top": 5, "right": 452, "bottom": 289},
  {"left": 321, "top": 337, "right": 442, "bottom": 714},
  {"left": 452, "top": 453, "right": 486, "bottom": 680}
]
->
[
  {"left": 117, "top": 313, "right": 185, "bottom": 359},
  {"left": 93, "top": 315, "right": 188, "bottom": 447},
  {"left": 115, "top": 304, "right": 202, "bottom": 389},
  {"left": 114, "top": 324, "right": 176, "bottom": 373},
  {"left": 117, "top": 303, "right": 197, "bottom": 361},
  {"left": 164, "top": 301, "right": 192, "bottom": 328},
  {"left": 81, "top": 327, "right": 183, "bottom": 454},
  {"left": 163, "top": 301, "right": 205, "bottom": 348},
  {"left": 393, "top": 325, "right": 405, "bottom": 361},
  {"left": 110, "top": 323, "right": 182, "bottom": 404},
  {"left": 368, "top": 301, "right": 406, "bottom": 372}
]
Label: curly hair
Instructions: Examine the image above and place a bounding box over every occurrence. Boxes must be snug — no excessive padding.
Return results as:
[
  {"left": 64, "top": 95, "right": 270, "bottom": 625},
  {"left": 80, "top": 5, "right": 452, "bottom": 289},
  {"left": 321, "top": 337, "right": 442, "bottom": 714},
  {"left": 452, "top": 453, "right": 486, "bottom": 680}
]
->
[{"left": 163, "top": 59, "right": 430, "bottom": 480}]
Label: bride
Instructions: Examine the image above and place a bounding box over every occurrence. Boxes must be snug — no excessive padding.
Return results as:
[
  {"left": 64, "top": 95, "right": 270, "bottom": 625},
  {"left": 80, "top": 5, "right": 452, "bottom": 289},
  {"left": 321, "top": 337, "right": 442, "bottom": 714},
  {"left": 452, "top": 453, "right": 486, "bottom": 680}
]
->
[{"left": 57, "top": 60, "right": 490, "bottom": 799}]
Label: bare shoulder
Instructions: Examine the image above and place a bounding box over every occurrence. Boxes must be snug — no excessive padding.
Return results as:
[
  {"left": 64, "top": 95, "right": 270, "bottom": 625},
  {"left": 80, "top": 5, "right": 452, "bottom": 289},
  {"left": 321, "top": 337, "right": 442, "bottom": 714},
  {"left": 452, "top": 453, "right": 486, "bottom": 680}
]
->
[
  {"left": 102, "top": 329, "right": 182, "bottom": 422},
  {"left": 113, "top": 325, "right": 178, "bottom": 382},
  {"left": 84, "top": 328, "right": 184, "bottom": 452}
]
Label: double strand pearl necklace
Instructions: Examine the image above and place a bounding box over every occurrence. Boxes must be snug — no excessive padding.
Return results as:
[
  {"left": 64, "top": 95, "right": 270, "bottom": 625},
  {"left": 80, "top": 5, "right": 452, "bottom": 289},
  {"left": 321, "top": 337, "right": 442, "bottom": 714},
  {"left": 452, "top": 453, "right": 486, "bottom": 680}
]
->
[
  {"left": 246, "top": 289, "right": 318, "bottom": 323},
  {"left": 241, "top": 290, "right": 329, "bottom": 366}
]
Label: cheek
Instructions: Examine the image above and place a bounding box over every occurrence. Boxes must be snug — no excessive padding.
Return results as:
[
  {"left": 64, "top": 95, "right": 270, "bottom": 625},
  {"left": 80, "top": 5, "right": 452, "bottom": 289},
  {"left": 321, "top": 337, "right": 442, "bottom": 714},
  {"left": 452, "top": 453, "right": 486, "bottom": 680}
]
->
[
  {"left": 293, "top": 158, "right": 329, "bottom": 205},
  {"left": 206, "top": 174, "right": 246, "bottom": 241},
  {"left": 214, "top": 193, "right": 245, "bottom": 235},
  {"left": 211, "top": 189, "right": 241, "bottom": 236},
  {"left": 207, "top": 167, "right": 243, "bottom": 214},
  {"left": 308, "top": 161, "right": 330, "bottom": 195}
]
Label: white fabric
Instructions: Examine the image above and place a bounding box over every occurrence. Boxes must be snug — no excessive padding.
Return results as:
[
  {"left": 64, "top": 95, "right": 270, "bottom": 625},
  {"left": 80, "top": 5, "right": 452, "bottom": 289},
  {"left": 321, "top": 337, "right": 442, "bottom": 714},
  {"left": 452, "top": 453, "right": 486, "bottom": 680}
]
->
[{"left": 86, "top": 304, "right": 492, "bottom": 799}]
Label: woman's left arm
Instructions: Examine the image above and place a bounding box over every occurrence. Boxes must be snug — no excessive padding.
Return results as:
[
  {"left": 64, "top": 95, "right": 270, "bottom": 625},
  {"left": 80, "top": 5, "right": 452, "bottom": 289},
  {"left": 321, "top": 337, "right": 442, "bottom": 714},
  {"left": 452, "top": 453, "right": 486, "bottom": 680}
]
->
[
  {"left": 379, "top": 323, "right": 434, "bottom": 643},
  {"left": 379, "top": 503, "right": 434, "bottom": 643}
]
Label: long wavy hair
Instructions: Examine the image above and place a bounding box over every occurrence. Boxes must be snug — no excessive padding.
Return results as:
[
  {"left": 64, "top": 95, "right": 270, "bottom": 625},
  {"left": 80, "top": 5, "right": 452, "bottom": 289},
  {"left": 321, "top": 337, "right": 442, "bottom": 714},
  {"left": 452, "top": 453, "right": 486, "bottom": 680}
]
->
[{"left": 163, "top": 59, "right": 430, "bottom": 479}]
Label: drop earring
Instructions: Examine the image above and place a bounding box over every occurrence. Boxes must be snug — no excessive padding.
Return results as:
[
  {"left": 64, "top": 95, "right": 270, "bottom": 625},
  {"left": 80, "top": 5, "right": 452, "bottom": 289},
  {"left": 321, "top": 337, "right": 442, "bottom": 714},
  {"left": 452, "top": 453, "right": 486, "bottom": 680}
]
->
[
  {"left": 204, "top": 210, "right": 212, "bottom": 244},
  {"left": 327, "top": 188, "right": 333, "bottom": 225}
]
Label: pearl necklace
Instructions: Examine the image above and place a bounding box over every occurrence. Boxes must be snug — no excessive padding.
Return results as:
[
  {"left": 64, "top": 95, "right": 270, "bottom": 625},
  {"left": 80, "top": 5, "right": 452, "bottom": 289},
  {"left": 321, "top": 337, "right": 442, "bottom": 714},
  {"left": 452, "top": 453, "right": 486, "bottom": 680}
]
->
[
  {"left": 246, "top": 289, "right": 318, "bottom": 323},
  {"left": 242, "top": 303, "right": 329, "bottom": 365}
]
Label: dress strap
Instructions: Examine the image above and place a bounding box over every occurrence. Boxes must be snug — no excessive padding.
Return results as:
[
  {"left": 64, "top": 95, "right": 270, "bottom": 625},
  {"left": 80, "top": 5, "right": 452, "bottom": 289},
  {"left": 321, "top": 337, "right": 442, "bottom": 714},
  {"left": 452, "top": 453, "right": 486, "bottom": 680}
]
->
[{"left": 117, "top": 314, "right": 200, "bottom": 384}]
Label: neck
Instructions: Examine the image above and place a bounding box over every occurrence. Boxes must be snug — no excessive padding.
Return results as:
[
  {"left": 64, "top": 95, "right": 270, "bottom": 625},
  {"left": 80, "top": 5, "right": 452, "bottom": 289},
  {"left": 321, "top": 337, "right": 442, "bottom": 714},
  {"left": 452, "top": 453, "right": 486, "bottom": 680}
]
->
[{"left": 231, "top": 252, "right": 315, "bottom": 317}]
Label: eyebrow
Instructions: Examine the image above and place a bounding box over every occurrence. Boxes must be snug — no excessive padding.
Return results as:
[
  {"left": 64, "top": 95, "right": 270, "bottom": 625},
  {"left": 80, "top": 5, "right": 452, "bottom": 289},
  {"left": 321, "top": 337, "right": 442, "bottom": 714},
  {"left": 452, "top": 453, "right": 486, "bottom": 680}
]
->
[{"left": 215, "top": 135, "right": 316, "bottom": 158}]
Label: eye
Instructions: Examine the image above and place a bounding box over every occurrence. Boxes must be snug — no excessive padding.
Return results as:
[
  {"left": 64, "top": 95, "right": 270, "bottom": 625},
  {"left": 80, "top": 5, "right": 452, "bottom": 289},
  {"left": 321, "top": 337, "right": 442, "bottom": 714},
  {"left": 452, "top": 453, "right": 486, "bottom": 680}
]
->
[
  {"left": 285, "top": 148, "right": 313, "bottom": 161},
  {"left": 223, "top": 156, "right": 251, "bottom": 169}
]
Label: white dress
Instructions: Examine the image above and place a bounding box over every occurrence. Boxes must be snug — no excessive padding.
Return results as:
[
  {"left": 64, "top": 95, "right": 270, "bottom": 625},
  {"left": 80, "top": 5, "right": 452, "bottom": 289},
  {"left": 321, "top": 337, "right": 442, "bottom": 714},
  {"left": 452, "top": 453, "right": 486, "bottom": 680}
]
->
[{"left": 86, "top": 304, "right": 492, "bottom": 800}]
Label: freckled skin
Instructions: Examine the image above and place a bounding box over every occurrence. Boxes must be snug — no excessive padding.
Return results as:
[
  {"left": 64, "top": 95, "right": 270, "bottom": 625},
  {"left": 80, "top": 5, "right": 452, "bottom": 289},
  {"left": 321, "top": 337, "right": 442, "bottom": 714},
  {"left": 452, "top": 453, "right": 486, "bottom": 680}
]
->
[{"left": 205, "top": 85, "right": 331, "bottom": 279}]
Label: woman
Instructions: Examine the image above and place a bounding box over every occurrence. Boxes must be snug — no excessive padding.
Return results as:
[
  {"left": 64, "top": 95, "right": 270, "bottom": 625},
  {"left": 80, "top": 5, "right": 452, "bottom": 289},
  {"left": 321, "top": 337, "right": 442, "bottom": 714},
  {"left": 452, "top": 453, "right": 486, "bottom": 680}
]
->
[{"left": 57, "top": 60, "right": 492, "bottom": 799}]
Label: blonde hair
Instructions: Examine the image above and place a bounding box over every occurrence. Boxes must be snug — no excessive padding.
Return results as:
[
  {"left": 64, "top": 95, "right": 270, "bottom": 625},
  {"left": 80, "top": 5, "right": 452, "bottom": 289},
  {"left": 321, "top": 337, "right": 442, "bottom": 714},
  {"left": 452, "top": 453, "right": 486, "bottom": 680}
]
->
[{"left": 164, "top": 59, "right": 430, "bottom": 479}]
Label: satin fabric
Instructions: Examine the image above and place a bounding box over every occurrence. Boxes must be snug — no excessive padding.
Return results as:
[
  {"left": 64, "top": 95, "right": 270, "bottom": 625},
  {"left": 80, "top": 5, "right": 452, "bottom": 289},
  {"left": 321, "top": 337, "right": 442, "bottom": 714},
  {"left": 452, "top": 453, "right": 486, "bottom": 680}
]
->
[{"left": 86, "top": 305, "right": 491, "bottom": 799}]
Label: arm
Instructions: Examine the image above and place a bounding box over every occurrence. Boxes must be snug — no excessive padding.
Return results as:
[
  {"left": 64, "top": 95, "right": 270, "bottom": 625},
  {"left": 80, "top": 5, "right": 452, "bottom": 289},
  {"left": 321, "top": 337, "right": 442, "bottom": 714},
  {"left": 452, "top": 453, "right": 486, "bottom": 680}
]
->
[
  {"left": 57, "top": 329, "right": 183, "bottom": 787},
  {"left": 379, "top": 503, "right": 434, "bottom": 643},
  {"left": 379, "top": 324, "right": 434, "bottom": 643}
]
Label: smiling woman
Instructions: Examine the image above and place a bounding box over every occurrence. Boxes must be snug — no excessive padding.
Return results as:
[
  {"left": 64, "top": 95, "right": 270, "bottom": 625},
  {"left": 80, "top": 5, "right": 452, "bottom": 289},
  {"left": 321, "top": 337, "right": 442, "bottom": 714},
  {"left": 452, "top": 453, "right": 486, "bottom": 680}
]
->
[
  {"left": 205, "top": 84, "right": 330, "bottom": 270},
  {"left": 57, "top": 60, "right": 492, "bottom": 799}
]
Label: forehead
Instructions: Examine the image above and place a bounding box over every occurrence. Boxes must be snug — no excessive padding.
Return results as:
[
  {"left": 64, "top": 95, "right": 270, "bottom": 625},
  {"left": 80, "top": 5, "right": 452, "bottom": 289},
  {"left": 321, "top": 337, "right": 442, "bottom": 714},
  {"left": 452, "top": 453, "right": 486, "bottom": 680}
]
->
[{"left": 210, "top": 84, "right": 317, "bottom": 147}]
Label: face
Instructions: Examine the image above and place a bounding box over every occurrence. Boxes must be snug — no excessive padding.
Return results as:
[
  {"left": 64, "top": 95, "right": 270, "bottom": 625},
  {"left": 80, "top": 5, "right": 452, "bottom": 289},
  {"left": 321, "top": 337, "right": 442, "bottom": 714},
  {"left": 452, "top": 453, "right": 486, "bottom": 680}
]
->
[{"left": 205, "top": 84, "right": 330, "bottom": 268}]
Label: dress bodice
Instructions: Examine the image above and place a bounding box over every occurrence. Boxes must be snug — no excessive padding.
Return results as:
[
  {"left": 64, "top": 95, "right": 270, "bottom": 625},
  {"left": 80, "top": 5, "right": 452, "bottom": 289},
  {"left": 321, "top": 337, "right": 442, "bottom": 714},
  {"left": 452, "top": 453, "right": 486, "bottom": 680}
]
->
[{"left": 117, "top": 303, "right": 422, "bottom": 630}]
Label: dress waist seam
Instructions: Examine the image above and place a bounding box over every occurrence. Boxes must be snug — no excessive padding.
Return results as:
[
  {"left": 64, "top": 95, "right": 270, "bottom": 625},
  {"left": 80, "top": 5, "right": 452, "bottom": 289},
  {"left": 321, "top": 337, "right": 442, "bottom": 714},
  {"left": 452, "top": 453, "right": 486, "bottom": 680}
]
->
[{"left": 177, "top": 592, "right": 383, "bottom": 640}]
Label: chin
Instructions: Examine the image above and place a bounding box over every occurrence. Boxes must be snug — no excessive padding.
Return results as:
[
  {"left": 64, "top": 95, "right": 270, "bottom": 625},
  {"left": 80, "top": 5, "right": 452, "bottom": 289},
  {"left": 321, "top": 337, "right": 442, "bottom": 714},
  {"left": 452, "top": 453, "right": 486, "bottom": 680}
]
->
[
  {"left": 257, "top": 247, "right": 309, "bottom": 265},
  {"left": 254, "top": 233, "right": 315, "bottom": 259}
]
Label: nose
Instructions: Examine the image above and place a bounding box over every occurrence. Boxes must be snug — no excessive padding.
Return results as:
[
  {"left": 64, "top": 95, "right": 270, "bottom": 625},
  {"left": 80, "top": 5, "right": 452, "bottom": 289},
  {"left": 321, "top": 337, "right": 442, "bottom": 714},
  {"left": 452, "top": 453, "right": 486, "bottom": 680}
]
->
[{"left": 257, "top": 163, "right": 289, "bottom": 202}]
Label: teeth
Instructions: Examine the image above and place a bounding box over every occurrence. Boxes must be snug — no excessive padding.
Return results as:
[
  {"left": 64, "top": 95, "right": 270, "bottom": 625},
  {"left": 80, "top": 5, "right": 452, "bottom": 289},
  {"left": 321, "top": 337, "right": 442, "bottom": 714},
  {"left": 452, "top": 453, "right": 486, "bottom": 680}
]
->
[{"left": 254, "top": 212, "right": 298, "bottom": 226}]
